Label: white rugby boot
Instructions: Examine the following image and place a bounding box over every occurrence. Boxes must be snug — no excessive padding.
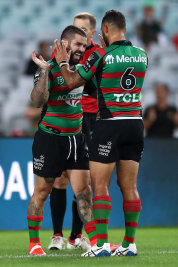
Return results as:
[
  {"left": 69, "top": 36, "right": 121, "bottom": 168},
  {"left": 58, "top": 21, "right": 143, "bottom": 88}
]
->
[
  {"left": 48, "top": 235, "right": 66, "bottom": 250},
  {"left": 112, "top": 243, "right": 137, "bottom": 256},
  {"left": 81, "top": 242, "right": 111, "bottom": 257}
]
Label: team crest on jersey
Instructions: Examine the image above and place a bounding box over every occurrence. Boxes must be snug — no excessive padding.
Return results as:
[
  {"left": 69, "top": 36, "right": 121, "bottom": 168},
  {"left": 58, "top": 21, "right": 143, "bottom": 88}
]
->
[
  {"left": 57, "top": 76, "right": 65, "bottom": 85},
  {"left": 105, "top": 55, "right": 114, "bottom": 64}
]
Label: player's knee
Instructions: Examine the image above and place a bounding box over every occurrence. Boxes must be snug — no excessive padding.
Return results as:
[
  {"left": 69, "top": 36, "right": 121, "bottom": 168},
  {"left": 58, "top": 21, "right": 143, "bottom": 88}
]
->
[{"left": 36, "top": 187, "right": 52, "bottom": 203}]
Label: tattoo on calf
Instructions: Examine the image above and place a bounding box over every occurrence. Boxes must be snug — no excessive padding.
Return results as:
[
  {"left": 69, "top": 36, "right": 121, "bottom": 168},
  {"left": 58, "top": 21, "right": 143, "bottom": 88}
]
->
[
  {"left": 76, "top": 192, "right": 93, "bottom": 224},
  {"left": 28, "top": 199, "right": 44, "bottom": 217}
]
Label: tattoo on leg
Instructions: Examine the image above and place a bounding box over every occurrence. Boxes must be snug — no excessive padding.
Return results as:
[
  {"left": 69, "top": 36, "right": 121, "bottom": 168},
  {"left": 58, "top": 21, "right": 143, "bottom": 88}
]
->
[
  {"left": 28, "top": 199, "right": 44, "bottom": 217},
  {"left": 43, "top": 177, "right": 55, "bottom": 184},
  {"left": 76, "top": 192, "right": 93, "bottom": 224}
]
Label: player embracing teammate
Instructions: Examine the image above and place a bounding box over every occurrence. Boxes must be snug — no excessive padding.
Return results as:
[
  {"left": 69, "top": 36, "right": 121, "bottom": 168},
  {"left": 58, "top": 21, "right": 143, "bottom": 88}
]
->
[{"left": 52, "top": 9, "right": 148, "bottom": 257}]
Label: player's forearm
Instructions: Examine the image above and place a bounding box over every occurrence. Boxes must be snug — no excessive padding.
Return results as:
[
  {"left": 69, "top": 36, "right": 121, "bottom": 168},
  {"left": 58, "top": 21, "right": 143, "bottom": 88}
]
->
[
  {"left": 31, "top": 69, "right": 49, "bottom": 107},
  {"left": 61, "top": 65, "right": 84, "bottom": 89}
]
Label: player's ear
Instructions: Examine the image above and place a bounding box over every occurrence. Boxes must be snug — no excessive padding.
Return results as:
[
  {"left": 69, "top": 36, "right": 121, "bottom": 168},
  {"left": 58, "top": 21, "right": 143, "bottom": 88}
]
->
[{"left": 91, "top": 29, "right": 96, "bottom": 38}]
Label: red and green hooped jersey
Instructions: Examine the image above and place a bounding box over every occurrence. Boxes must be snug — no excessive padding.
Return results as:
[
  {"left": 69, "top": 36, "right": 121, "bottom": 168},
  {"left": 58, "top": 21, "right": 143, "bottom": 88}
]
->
[
  {"left": 78, "top": 40, "right": 148, "bottom": 119},
  {"left": 34, "top": 59, "right": 83, "bottom": 136}
]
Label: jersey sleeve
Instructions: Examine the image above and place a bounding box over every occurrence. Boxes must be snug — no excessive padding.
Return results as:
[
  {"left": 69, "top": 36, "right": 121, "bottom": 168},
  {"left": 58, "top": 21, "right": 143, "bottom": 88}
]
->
[{"left": 78, "top": 51, "right": 102, "bottom": 81}]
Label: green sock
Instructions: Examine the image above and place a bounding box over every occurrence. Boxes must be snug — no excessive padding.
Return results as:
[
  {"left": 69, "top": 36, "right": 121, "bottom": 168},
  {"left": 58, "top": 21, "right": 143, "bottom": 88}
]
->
[
  {"left": 84, "top": 220, "right": 97, "bottom": 247},
  {"left": 27, "top": 216, "right": 43, "bottom": 243},
  {"left": 92, "top": 195, "right": 112, "bottom": 247},
  {"left": 122, "top": 200, "right": 141, "bottom": 248}
]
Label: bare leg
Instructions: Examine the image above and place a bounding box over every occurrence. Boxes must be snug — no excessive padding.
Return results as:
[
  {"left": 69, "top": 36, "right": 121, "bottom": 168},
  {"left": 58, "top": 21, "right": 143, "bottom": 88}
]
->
[
  {"left": 28, "top": 176, "right": 55, "bottom": 216},
  {"left": 90, "top": 161, "right": 115, "bottom": 196},
  {"left": 116, "top": 160, "right": 140, "bottom": 201},
  {"left": 67, "top": 169, "right": 92, "bottom": 224}
]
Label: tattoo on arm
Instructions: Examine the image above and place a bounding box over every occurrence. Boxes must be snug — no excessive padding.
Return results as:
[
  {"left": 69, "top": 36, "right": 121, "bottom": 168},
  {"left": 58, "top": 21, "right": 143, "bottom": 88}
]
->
[
  {"left": 76, "top": 192, "right": 94, "bottom": 224},
  {"left": 31, "top": 69, "right": 49, "bottom": 107}
]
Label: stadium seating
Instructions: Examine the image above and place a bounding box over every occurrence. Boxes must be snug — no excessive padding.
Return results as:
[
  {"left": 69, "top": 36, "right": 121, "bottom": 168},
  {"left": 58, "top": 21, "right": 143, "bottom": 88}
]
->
[{"left": 0, "top": 0, "right": 178, "bottom": 135}]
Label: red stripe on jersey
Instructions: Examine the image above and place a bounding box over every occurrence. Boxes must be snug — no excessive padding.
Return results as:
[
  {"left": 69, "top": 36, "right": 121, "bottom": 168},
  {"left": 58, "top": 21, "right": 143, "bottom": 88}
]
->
[
  {"left": 27, "top": 216, "right": 43, "bottom": 222},
  {"left": 45, "top": 113, "right": 83, "bottom": 120},
  {"left": 48, "top": 65, "right": 52, "bottom": 70},
  {"left": 51, "top": 86, "right": 71, "bottom": 92},
  {"left": 97, "top": 234, "right": 108, "bottom": 240},
  {"left": 41, "top": 121, "right": 82, "bottom": 133},
  {"left": 52, "top": 72, "right": 62, "bottom": 80},
  {"left": 47, "top": 100, "right": 67, "bottom": 106},
  {"left": 106, "top": 102, "right": 141, "bottom": 108},
  {"left": 111, "top": 110, "right": 141, "bottom": 117},
  {"left": 28, "top": 226, "right": 41, "bottom": 231},
  {"left": 90, "top": 65, "right": 96, "bottom": 74},
  {"left": 93, "top": 204, "right": 112, "bottom": 210},
  {"left": 124, "top": 236, "right": 135, "bottom": 243},
  {"left": 48, "top": 77, "right": 51, "bottom": 82},
  {"left": 125, "top": 222, "right": 138, "bottom": 228},
  {"left": 95, "top": 219, "right": 109, "bottom": 224},
  {"left": 82, "top": 95, "right": 98, "bottom": 113},
  {"left": 132, "top": 72, "right": 145, "bottom": 78},
  {"left": 93, "top": 196, "right": 111, "bottom": 202},
  {"left": 102, "top": 72, "right": 145, "bottom": 79},
  {"left": 101, "top": 87, "right": 141, "bottom": 94},
  {"left": 96, "top": 48, "right": 107, "bottom": 57}
]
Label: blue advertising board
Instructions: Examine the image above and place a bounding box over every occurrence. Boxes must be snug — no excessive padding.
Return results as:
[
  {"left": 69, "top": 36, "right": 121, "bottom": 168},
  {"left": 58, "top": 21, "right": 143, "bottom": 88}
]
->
[{"left": 0, "top": 138, "right": 178, "bottom": 230}]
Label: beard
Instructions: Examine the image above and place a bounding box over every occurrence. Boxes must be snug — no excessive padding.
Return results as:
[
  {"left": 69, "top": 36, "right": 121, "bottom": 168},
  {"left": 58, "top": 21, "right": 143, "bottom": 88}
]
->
[
  {"left": 102, "top": 33, "right": 109, "bottom": 47},
  {"left": 69, "top": 50, "right": 83, "bottom": 65}
]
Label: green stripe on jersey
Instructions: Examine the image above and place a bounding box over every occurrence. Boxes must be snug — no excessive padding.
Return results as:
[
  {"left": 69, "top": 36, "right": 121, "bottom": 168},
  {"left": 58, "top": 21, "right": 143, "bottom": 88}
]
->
[
  {"left": 38, "top": 59, "right": 83, "bottom": 136},
  {"left": 78, "top": 41, "right": 147, "bottom": 119}
]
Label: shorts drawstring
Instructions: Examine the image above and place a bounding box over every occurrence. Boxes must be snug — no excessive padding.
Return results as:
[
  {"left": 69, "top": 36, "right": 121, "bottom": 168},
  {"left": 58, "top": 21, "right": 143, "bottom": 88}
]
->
[
  {"left": 73, "top": 136, "right": 77, "bottom": 162},
  {"left": 67, "top": 136, "right": 71, "bottom": 160}
]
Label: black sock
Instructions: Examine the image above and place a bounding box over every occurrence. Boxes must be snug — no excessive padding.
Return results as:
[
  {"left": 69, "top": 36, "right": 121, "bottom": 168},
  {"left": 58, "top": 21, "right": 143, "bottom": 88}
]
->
[
  {"left": 70, "top": 195, "right": 83, "bottom": 240},
  {"left": 50, "top": 188, "right": 67, "bottom": 236}
]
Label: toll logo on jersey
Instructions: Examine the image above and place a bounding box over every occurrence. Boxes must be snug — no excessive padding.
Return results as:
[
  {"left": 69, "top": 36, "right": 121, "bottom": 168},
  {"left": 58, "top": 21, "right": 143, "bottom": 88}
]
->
[
  {"left": 105, "top": 55, "right": 114, "bottom": 64},
  {"left": 83, "top": 52, "right": 99, "bottom": 72}
]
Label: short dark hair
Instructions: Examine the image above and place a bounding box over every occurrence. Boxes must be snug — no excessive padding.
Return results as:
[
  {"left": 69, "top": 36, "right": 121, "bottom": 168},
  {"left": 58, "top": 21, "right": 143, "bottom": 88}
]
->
[
  {"left": 61, "top": 25, "right": 87, "bottom": 41},
  {"left": 74, "top": 12, "right": 96, "bottom": 30},
  {"left": 102, "top": 10, "right": 126, "bottom": 30}
]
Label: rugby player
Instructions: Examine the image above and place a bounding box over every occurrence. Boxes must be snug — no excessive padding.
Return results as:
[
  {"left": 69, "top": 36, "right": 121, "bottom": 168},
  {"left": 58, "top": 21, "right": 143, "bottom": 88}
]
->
[
  {"left": 27, "top": 25, "right": 94, "bottom": 256},
  {"left": 51, "top": 10, "right": 148, "bottom": 257},
  {"left": 48, "top": 13, "right": 99, "bottom": 250}
]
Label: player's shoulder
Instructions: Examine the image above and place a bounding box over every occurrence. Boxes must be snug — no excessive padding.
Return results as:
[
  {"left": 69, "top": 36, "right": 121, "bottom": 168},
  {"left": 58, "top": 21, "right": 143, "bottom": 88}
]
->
[
  {"left": 132, "top": 45, "right": 147, "bottom": 56},
  {"left": 94, "top": 47, "right": 108, "bottom": 58}
]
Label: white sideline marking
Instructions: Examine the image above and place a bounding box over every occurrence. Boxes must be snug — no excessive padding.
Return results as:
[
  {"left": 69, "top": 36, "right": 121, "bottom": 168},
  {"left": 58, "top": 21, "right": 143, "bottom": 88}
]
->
[
  {"left": 0, "top": 253, "right": 79, "bottom": 259},
  {"left": 0, "top": 251, "right": 178, "bottom": 259}
]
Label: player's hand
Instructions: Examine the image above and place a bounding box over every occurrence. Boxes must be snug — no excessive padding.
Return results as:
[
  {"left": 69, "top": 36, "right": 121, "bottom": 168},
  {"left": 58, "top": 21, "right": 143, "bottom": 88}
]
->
[
  {"left": 50, "top": 39, "right": 71, "bottom": 65},
  {"left": 98, "top": 34, "right": 106, "bottom": 48},
  {"left": 32, "top": 50, "right": 49, "bottom": 71}
]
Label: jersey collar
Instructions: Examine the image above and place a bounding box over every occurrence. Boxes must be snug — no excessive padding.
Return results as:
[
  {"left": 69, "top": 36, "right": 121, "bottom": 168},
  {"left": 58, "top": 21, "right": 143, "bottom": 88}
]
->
[{"left": 111, "top": 40, "right": 132, "bottom": 46}]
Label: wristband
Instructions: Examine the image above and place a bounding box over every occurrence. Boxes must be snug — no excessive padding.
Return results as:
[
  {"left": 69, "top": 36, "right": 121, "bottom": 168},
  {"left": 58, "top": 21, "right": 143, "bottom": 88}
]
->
[{"left": 59, "top": 61, "right": 69, "bottom": 67}]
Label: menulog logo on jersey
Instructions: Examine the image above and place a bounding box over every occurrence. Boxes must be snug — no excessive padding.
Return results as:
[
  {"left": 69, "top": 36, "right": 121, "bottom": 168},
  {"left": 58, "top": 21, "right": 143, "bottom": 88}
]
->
[{"left": 105, "top": 54, "right": 147, "bottom": 65}]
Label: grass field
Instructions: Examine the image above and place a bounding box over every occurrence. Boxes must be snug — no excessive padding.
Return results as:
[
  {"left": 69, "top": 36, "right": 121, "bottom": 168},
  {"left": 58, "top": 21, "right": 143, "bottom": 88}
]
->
[{"left": 0, "top": 228, "right": 178, "bottom": 267}]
